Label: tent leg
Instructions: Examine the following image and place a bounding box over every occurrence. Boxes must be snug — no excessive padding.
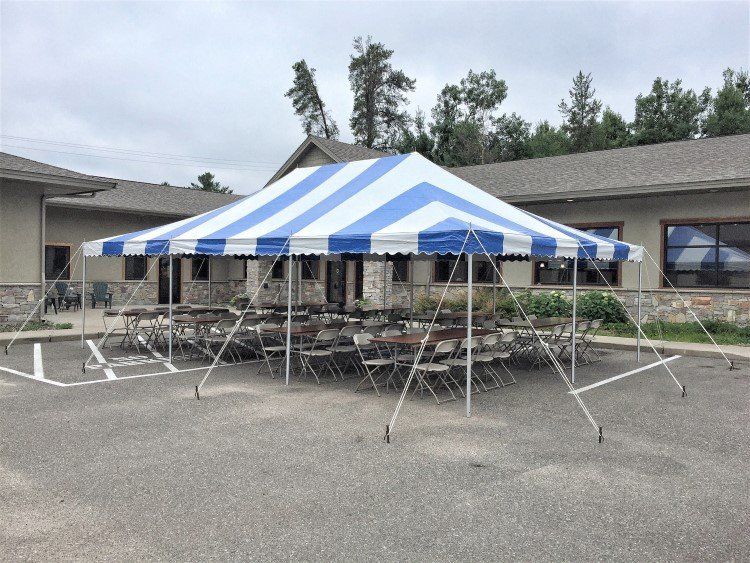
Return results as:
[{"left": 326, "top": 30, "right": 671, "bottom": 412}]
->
[
  {"left": 492, "top": 255, "right": 497, "bottom": 315},
  {"left": 466, "top": 253, "right": 473, "bottom": 418},
  {"left": 409, "top": 254, "right": 414, "bottom": 329},
  {"left": 637, "top": 261, "right": 642, "bottom": 362},
  {"left": 168, "top": 255, "right": 173, "bottom": 364},
  {"left": 207, "top": 257, "right": 211, "bottom": 308},
  {"left": 81, "top": 251, "right": 86, "bottom": 349},
  {"left": 572, "top": 256, "right": 578, "bottom": 384},
  {"left": 285, "top": 258, "right": 293, "bottom": 386}
]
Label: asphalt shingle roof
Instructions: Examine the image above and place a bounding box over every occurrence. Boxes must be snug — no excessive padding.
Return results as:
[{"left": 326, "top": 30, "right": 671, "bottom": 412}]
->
[
  {"left": 50, "top": 177, "right": 242, "bottom": 217},
  {"left": 0, "top": 151, "right": 110, "bottom": 182},
  {"left": 310, "top": 135, "right": 390, "bottom": 162},
  {"left": 451, "top": 134, "right": 750, "bottom": 201}
]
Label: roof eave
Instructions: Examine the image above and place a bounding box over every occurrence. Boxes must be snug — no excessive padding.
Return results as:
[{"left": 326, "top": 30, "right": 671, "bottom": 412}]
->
[
  {"left": 500, "top": 177, "right": 750, "bottom": 204},
  {"left": 45, "top": 199, "right": 190, "bottom": 218},
  {"left": 1, "top": 168, "right": 117, "bottom": 195}
]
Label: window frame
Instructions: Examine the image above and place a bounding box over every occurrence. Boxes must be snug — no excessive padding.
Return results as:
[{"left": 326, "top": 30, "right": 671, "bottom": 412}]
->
[
  {"left": 44, "top": 243, "right": 71, "bottom": 281},
  {"left": 299, "top": 256, "right": 321, "bottom": 281},
  {"left": 532, "top": 222, "right": 624, "bottom": 287},
  {"left": 190, "top": 255, "right": 210, "bottom": 282},
  {"left": 432, "top": 255, "right": 501, "bottom": 284},
  {"left": 271, "top": 260, "right": 285, "bottom": 281},
  {"left": 660, "top": 216, "right": 750, "bottom": 289},
  {"left": 123, "top": 255, "right": 149, "bottom": 281}
]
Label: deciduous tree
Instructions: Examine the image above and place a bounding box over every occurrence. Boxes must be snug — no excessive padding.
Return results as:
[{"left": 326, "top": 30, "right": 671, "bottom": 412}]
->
[{"left": 703, "top": 68, "right": 750, "bottom": 137}]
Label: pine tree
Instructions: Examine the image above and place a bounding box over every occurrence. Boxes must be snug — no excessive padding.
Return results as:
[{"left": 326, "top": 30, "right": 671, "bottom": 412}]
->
[
  {"left": 190, "top": 172, "right": 232, "bottom": 194},
  {"left": 348, "top": 36, "right": 416, "bottom": 150},
  {"left": 558, "top": 71, "right": 603, "bottom": 152},
  {"left": 285, "top": 59, "right": 339, "bottom": 139}
]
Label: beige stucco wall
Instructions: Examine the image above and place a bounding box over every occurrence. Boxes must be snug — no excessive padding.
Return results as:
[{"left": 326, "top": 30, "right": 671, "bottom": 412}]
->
[
  {"left": 486, "top": 189, "right": 750, "bottom": 291},
  {"left": 0, "top": 180, "right": 45, "bottom": 283},
  {"left": 44, "top": 205, "right": 246, "bottom": 284},
  {"left": 296, "top": 146, "right": 336, "bottom": 168}
]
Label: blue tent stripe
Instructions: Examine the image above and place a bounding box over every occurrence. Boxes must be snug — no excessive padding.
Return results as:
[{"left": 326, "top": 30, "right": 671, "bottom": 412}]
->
[
  {"left": 192, "top": 163, "right": 348, "bottom": 254},
  {"left": 254, "top": 154, "right": 409, "bottom": 254},
  {"left": 327, "top": 181, "right": 557, "bottom": 255}
]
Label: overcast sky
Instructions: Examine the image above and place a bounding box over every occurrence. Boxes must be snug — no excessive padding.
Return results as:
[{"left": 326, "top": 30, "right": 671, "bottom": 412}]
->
[{"left": 1, "top": 1, "right": 748, "bottom": 194}]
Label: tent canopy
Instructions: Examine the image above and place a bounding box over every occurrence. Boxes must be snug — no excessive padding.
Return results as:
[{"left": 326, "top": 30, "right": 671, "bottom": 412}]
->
[{"left": 83, "top": 153, "right": 643, "bottom": 261}]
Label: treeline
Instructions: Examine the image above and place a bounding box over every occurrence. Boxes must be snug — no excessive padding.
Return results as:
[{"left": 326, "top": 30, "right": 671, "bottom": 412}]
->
[{"left": 286, "top": 36, "right": 750, "bottom": 166}]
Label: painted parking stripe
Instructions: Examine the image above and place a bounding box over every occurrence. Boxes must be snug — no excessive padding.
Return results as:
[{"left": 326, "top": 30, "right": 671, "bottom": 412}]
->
[
  {"left": 33, "top": 343, "right": 44, "bottom": 379},
  {"left": 0, "top": 365, "right": 67, "bottom": 387},
  {"left": 569, "top": 355, "right": 681, "bottom": 395},
  {"left": 86, "top": 340, "right": 117, "bottom": 380},
  {"left": 137, "top": 335, "right": 178, "bottom": 372}
]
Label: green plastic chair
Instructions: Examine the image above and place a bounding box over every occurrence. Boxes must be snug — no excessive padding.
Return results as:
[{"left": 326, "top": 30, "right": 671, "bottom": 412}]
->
[{"left": 91, "top": 282, "right": 113, "bottom": 309}]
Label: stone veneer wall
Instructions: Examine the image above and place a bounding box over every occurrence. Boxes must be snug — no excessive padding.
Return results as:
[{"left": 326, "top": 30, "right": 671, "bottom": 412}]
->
[
  {"left": 244, "top": 259, "right": 329, "bottom": 304},
  {"left": 394, "top": 283, "right": 750, "bottom": 326},
  {"left": 0, "top": 283, "right": 42, "bottom": 323}
]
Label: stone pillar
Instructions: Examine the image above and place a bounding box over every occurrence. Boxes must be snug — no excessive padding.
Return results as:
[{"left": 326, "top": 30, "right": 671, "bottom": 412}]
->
[{"left": 362, "top": 260, "right": 394, "bottom": 307}]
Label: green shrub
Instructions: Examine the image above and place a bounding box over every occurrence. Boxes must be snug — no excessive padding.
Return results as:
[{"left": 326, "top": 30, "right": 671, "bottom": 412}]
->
[
  {"left": 413, "top": 294, "right": 439, "bottom": 314},
  {"left": 578, "top": 291, "right": 628, "bottom": 323},
  {"left": 526, "top": 291, "right": 572, "bottom": 318}
]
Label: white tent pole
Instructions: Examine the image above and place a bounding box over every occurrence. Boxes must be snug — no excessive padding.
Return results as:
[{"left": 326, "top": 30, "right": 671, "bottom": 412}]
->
[
  {"left": 168, "top": 254, "right": 173, "bottom": 364},
  {"left": 637, "top": 261, "right": 642, "bottom": 362},
  {"left": 382, "top": 257, "right": 387, "bottom": 308},
  {"left": 466, "top": 251, "right": 473, "bottom": 418},
  {"left": 409, "top": 254, "right": 414, "bottom": 329},
  {"left": 285, "top": 257, "right": 293, "bottom": 386},
  {"left": 571, "top": 256, "right": 578, "bottom": 384},
  {"left": 207, "top": 256, "right": 211, "bottom": 308},
  {"left": 492, "top": 254, "right": 497, "bottom": 315},
  {"left": 297, "top": 255, "right": 302, "bottom": 311},
  {"left": 81, "top": 249, "right": 86, "bottom": 349}
]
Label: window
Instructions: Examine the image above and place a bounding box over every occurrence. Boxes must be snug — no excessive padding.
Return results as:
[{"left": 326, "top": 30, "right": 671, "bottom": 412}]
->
[
  {"left": 663, "top": 221, "right": 750, "bottom": 288},
  {"left": 191, "top": 255, "right": 209, "bottom": 281},
  {"left": 300, "top": 256, "right": 320, "bottom": 280},
  {"left": 388, "top": 254, "right": 410, "bottom": 283},
  {"left": 124, "top": 256, "right": 147, "bottom": 280},
  {"left": 45, "top": 245, "right": 70, "bottom": 280},
  {"left": 534, "top": 225, "right": 621, "bottom": 286},
  {"left": 271, "top": 260, "right": 284, "bottom": 280},
  {"left": 433, "top": 255, "right": 499, "bottom": 283}
]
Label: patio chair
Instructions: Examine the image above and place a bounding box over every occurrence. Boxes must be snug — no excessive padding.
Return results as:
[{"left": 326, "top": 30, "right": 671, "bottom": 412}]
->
[
  {"left": 439, "top": 336, "right": 482, "bottom": 396},
  {"left": 132, "top": 311, "right": 162, "bottom": 353},
  {"left": 256, "top": 323, "right": 284, "bottom": 378},
  {"left": 490, "top": 331, "right": 518, "bottom": 386},
  {"left": 411, "top": 339, "right": 460, "bottom": 404},
  {"left": 90, "top": 282, "right": 113, "bottom": 309},
  {"left": 472, "top": 333, "right": 518, "bottom": 390},
  {"left": 204, "top": 319, "right": 241, "bottom": 363},
  {"left": 578, "top": 319, "right": 603, "bottom": 363},
  {"left": 328, "top": 324, "right": 362, "bottom": 379},
  {"left": 353, "top": 333, "right": 393, "bottom": 396}
]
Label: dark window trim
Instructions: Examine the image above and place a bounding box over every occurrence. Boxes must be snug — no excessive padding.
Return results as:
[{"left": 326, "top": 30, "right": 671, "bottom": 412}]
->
[
  {"left": 191, "top": 255, "right": 210, "bottom": 281},
  {"left": 431, "top": 255, "right": 501, "bottom": 284},
  {"left": 660, "top": 216, "right": 750, "bottom": 289},
  {"left": 532, "top": 222, "right": 624, "bottom": 287}
]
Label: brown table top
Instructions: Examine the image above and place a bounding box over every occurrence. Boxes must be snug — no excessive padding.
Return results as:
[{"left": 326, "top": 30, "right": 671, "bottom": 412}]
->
[
  {"left": 372, "top": 328, "right": 495, "bottom": 346},
  {"left": 104, "top": 308, "right": 146, "bottom": 317},
  {"left": 172, "top": 315, "right": 223, "bottom": 324},
  {"left": 263, "top": 322, "right": 347, "bottom": 335},
  {"left": 496, "top": 317, "right": 573, "bottom": 329},
  {"left": 411, "top": 311, "right": 489, "bottom": 320}
]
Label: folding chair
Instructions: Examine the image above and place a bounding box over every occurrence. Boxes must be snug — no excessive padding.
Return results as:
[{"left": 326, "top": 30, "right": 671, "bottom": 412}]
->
[
  {"left": 579, "top": 319, "right": 603, "bottom": 363},
  {"left": 411, "top": 339, "right": 460, "bottom": 404},
  {"left": 328, "top": 324, "right": 362, "bottom": 379},
  {"left": 298, "top": 328, "right": 340, "bottom": 384},
  {"left": 204, "top": 319, "right": 241, "bottom": 363},
  {"left": 256, "top": 323, "right": 285, "bottom": 378},
  {"left": 353, "top": 333, "right": 392, "bottom": 396},
  {"left": 132, "top": 311, "right": 162, "bottom": 353},
  {"left": 439, "top": 336, "right": 482, "bottom": 397}
]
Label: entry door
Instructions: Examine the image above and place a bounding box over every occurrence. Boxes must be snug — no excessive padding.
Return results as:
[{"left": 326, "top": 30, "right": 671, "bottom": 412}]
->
[
  {"left": 353, "top": 260, "right": 364, "bottom": 301},
  {"left": 158, "top": 257, "right": 181, "bottom": 304},
  {"left": 326, "top": 260, "right": 346, "bottom": 304}
]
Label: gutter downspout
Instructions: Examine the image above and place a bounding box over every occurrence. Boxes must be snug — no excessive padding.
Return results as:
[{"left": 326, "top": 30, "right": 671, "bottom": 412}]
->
[{"left": 40, "top": 195, "right": 46, "bottom": 320}]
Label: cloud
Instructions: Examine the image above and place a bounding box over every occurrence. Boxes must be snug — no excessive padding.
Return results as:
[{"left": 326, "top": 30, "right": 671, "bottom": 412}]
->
[{"left": 1, "top": 1, "right": 747, "bottom": 194}]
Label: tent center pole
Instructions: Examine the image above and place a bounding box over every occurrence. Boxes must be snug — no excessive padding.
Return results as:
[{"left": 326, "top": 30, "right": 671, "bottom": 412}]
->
[
  {"left": 466, "top": 252, "right": 473, "bottom": 418},
  {"left": 572, "top": 256, "right": 578, "bottom": 384},
  {"left": 285, "top": 257, "right": 293, "bottom": 386},
  {"left": 168, "top": 254, "right": 173, "bottom": 364},
  {"left": 637, "top": 261, "right": 642, "bottom": 362},
  {"left": 81, "top": 248, "right": 86, "bottom": 349}
]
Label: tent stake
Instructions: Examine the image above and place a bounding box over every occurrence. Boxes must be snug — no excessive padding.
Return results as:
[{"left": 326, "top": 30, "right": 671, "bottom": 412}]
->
[
  {"left": 195, "top": 385, "right": 200, "bottom": 400},
  {"left": 384, "top": 424, "right": 390, "bottom": 443},
  {"left": 598, "top": 426, "right": 603, "bottom": 443},
  {"left": 682, "top": 385, "right": 687, "bottom": 398}
]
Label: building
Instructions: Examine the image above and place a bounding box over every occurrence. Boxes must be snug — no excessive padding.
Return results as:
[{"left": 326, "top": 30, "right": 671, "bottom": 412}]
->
[
  {"left": 0, "top": 153, "right": 244, "bottom": 323},
  {"left": 1, "top": 132, "right": 748, "bottom": 325}
]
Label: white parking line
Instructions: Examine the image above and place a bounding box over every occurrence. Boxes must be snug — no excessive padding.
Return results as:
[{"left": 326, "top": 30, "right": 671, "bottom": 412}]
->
[
  {"left": 569, "top": 355, "right": 681, "bottom": 395},
  {"left": 0, "top": 365, "right": 67, "bottom": 387},
  {"left": 137, "top": 335, "right": 178, "bottom": 372},
  {"left": 33, "top": 343, "right": 44, "bottom": 379},
  {"left": 86, "top": 340, "right": 117, "bottom": 380}
]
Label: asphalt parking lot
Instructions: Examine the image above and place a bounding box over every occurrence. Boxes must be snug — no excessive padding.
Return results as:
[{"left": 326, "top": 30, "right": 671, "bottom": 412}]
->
[{"left": 0, "top": 341, "right": 748, "bottom": 560}]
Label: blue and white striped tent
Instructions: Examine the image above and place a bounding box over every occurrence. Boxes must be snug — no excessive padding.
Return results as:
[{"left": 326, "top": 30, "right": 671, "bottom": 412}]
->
[{"left": 83, "top": 153, "right": 643, "bottom": 261}]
